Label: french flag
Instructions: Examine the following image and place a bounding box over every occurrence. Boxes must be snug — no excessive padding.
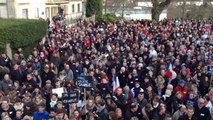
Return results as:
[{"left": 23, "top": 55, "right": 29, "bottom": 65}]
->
[
  {"left": 166, "top": 63, "right": 177, "bottom": 80},
  {"left": 113, "top": 76, "right": 120, "bottom": 93}
]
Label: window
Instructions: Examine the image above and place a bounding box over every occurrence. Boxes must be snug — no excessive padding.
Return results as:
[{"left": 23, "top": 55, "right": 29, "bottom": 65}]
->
[
  {"left": 22, "top": 9, "right": 28, "bottom": 19},
  {"left": 45, "top": 7, "right": 50, "bottom": 18},
  {"left": 77, "top": 3, "right": 80, "bottom": 12},
  {"left": 35, "top": 8, "right": 39, "bottom": 18},
  {"left": 72, "top": 4, "right": 75, "bottom": 13}
]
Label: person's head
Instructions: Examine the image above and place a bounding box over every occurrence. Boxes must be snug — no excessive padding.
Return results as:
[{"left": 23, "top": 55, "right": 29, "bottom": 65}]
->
[
  {"left": 109, "top": 111, "right": 117, "bottom": 120},
  {"left": 115, "top": 108, "right": 122, "bottom": 118},
  {"left": 164, "top": 114, "right": 172, "bottom": 120},
  {"left": 14, "top": 81, "right": 20, "bottom": 88},
  {"left": 208, "top": 88, "right": 213, "bottom": 99},
  {"left": 120, "top": 67, "right": 126, "bottom": 73},
  {"left": 186, "top": 106, "right": 195, "bottom": 118},
  {"left": 176, "top": 91, "right": 182, "bottom": 99},
  {"left": 1, "top": 112, "right": 10, "bottom": 120},
  {"left": 179, "top": 79, "right": 185, "bottom": 87},
  {"left": 135, "top": 82, "right": 140, "bottom": 88},
  {"left": 3, "top": 74, "right": 10, "bottom": 81},
  {"left": 188, "top": 91, "right": 194, "bottom": 99},
  {"left": 130, "top": 102, "right": 138, "bottom": 112},
  {"left": 38, "top": 103, "right": 46, "bottom": 113},
  {"left": 56, "top": 101, "right": 63, "bottom": 109},
  {"left": 15, "top": 97, "right": 23, "bottom": 106},
  {"left": 159, "top": 104, "right": 166, "bottom": 114},
  {"left": 69, "top": 103, "right": 77, "bottom": 108},
  {"left": 179, "top": 104, "right": 186, "bottom": 113},
  {"left": 198, "top": 98, "right": 205, "bottom": 108},
  {"left": 123, "top": 86, "right": 130, "bottom": 93},
  {"left": 56, "top": 109, "right": 65, "bottom": 119},
  {"left": 137, "top": 91, "right": 145, "bottom": 100},
  {"left": 152, "top": 96, "right": 161, "bottom": 108},
  {"left": 145, "top": 103, "right": 153, "bottom": 112},
  {"left": 166, "top": 84, "right": 173, "bottom": 92},
  {"left": 24, "top": 93, "right": 32, "bottom": 100},
  {"left": 16, "top": 109, "right": 23, "bottom": 118},
  {"left": 111, "top": 68, "right": 116, "bottom": 74},
  {"left": 1, "top": 97, "right": 9, "bottom": 110},
  {"left": 96, "top": 99, "right": 105, "bottom": 109},
  {"left": 45, "top": 80, "right": 51, "bottom": 86},
  {"left": 87, "top": 97, "right": 94, "bottom": 107},
  {"left": 210, "top": 111, "right": 213, "bottom": 119},
  {"left": 144, "top": 77, "right": 149, "bottom": 83},
  {"left": 147, "top": 84, "right": 153, "bottom": 92},
  {"left": 26, "top": 74, "right": 32, "bottom": 80},
  {"left": 73, "top": 110, "right": 81, "bottom": 118},
  {"left": 51, "top": 94, "right": 58, "bottom": 101},
  {"left": 49, "top": 108, "right": 57, "bottom": 118},
  {"left": 23, "top": 115, "right": 34, "bottom": 120},
  {"left": 55, "top": 79, "right": 61, "bottom": 87},
  {"left": 88, "top": 112, "right": 95, "bottom": 120},
  {"left": 116, "top": 88, "right": 123, "bottom": 95}
]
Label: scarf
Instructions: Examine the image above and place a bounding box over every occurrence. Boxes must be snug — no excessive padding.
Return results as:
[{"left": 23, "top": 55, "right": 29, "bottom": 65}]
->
[{"left": 96, "top": 105, "right": 106, "bottom": 113}]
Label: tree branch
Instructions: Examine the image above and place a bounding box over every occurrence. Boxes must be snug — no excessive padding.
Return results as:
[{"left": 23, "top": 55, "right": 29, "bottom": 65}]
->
[
  {"left": 159, "top": 0, "right": 172, "bottom": 8},
  {"left": 151, "top": 0, "right": 160, "bottom": 6}
]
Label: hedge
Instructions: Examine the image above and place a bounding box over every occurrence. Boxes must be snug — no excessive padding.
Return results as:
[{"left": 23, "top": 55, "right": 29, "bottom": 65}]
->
[{"left": 0, "top": 19, "right": 47, "bottom": 51}]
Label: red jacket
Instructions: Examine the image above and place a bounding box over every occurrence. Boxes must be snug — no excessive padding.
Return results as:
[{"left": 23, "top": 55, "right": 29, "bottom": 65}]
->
[{"left": 174, "top": 85, "right": 188, "bottom": 100}]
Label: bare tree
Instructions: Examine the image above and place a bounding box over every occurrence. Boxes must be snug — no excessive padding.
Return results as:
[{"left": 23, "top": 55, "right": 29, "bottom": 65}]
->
[{"left": 151, "top": 0, "right": 173, "bottom": 21}]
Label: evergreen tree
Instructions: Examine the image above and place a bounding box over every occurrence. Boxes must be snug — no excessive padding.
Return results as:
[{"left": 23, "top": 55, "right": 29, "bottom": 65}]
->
[{"left": 86, "top": 0, "right": 103, "bottom": 18}]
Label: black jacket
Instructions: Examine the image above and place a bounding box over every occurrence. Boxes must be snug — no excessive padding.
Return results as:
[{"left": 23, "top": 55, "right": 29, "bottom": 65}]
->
[
  {"left": 124, "top": 109, "right": 139, "bottom": 120},
  {"left": 114, "top": 94, "right": 126, "bottom": 110},
  {"left": 0, "top": 104, "right": 16, "bottom": 119},
  {"left": 194, "top": 105, "right": 210, "bottom": 120},
  {"left": 97, "top": 108, "right": 109, "bottom": 120},
  {"left": 178, "top": 115, "right": 198, "bottom": 120}
]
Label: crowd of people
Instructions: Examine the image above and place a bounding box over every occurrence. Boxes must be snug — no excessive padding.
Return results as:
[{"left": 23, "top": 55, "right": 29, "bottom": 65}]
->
[{"left": 0, "top": 17, "right": 213, "bottom": 120}]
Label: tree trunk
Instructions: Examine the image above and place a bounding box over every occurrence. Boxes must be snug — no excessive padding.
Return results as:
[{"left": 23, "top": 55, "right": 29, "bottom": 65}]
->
[
  {"left": 181, "top": 0, "right": 186, "bottom": 19},
  {"left": 151, "top": 7, "right": 162, "bottom": 21},
  {"left": 151, "top": 0, "right": 172, "bottom": 21}
]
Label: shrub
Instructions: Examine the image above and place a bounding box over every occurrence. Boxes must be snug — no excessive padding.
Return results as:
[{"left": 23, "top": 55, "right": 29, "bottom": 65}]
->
[
  {"left": 98, "top": 13, "right": 121, "bottom": 23},
  {"left": 0, "top": 19, "right": 47, "bottom": 52}
]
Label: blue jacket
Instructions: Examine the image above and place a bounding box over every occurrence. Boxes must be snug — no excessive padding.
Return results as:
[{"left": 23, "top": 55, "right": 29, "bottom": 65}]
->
[
  {"left": 33, "top": 110, "right": 49, "bottom": 120},
  {"left": 12, "top": 116, "right": 23, "bottom": 120}
]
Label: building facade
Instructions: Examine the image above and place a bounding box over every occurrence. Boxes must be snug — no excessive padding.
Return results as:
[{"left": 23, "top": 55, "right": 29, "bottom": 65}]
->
[{"left": 0, "top": 0, "right": 82, "bottom": 22}]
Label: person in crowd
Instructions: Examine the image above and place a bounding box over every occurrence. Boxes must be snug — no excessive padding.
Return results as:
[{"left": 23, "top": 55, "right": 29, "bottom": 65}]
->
[
  {"left": 13, "top": 98, "right": 24, "bottom": 111},
  {"left": 172, "top": 92, "right": 184, "bottom": 113},
  {"left": 0, "top": 97, "right": 16, "bottom": 119},
  {"left": 12, "top": 110, "right": 23, "bottom": 120},
  {"left": 82, "top": 97, "right": 97, "bottom": 119},
  {"left": 174, "top": 80, "right": 188, "bottom": 100},
  {"left": 194, "top": 98, "right": 210, "bottom": 120},
  {"left": 173, "top": 104, "right": 186, "bottom": 120},
  {"left": 124, "top": 102, "right": 139, "bottom": 120},
  {"left": 115, "top": 108, "right": 124, "bottom": 120},
  {"left": 131, "top": 82, "right": 144, "bottom": 98},
  {"left": 152, "top": 103, "right": 167, "bottom": 120},
  {"left": 0, "top": 74, "right": 13, "bottom": 95},
  {"left": 33, "top": 103, "right": 49, "bottom": 120},
  {"left": 1, "top": 112, "right": 12, "bottom": 120},
  {"left": 142, "top": 103, "right": 153, "bottom": 120},
  {"left": 0, "top": 18, "right": 212, "bottom": 120},
  {"left": 95, "top": 99, "right": 108, "bottom": 120},
  {"left": 113, "top": 88, "right": 127, "bottom": 111},
  {"left": 135, "top": 90, "right": 148, "bottom": 109},
  {"left": 178, "top": 106, "right": 198, "bottom": 120}
]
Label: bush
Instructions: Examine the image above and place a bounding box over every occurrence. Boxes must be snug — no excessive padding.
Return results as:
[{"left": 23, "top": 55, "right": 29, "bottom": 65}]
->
[
  {"left": 98, "top": 13, "right": 121, "bottom": 23},
  {"left": 0, "top": 19, "right": 47, "bottom": 52}
]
